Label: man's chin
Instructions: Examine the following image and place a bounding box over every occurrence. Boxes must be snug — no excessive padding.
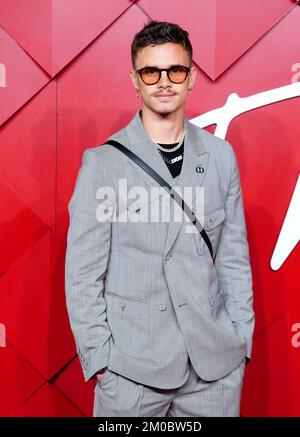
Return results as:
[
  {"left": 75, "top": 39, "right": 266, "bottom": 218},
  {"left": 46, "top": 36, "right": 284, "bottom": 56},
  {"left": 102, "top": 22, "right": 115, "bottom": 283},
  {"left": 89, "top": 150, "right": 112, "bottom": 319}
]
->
[{"left": 153, "top": 104, "right": 177, "bottom": 116}]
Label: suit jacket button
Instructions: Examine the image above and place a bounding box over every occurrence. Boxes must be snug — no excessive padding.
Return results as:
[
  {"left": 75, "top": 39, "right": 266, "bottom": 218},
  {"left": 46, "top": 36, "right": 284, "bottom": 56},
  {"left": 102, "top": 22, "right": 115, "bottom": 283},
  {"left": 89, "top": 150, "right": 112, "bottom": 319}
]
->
[
  {"left": 119, "top": 301, "right": 127, "bottom": 308},
  {"left": 210, "top": 297, "right": 215, "bottom": 306},
  {"left": 197, "top": 247, "right": 203, "bottom": 256},
  {"left": 158, "top": 304, "right": 167, "bottom": 311}
]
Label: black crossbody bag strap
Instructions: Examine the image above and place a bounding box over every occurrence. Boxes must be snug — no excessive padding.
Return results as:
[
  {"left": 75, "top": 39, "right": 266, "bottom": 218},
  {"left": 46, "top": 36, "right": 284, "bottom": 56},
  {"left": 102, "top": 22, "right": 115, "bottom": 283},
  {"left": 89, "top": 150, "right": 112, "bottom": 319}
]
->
[{"left": 103, "top": 139, "right": 214, "bottom": 259}]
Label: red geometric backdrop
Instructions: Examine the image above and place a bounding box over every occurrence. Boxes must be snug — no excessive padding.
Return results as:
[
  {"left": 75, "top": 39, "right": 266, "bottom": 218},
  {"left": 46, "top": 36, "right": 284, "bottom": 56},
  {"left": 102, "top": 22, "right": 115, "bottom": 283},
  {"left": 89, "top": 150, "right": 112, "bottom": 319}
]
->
[{"left": 0, "top": 0, "right": 300, "bottom": 416}]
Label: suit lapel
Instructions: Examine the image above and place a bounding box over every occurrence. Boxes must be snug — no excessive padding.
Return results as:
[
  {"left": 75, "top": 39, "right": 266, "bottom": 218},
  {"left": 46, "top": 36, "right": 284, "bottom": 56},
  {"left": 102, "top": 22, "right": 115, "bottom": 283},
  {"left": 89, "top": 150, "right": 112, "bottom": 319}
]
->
[
  {"left": 126, "top": 110, "right": 175, "bottom": 187},
  {"left": 125, "top": 109, "right": 210, "bottom": 255}
]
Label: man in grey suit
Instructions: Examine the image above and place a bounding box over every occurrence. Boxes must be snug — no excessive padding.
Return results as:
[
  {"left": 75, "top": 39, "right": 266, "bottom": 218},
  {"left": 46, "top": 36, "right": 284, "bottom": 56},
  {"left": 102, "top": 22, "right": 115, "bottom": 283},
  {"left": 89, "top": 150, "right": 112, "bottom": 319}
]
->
[{"left": 65, "top": 20, "right": 254, "bottom": 417}]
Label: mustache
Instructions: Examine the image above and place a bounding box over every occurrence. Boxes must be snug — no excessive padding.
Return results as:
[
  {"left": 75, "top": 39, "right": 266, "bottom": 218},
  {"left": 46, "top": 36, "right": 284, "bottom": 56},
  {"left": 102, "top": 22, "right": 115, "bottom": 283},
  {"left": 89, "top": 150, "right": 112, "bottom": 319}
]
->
[{"left": 153, "top": 91, "right": 176, "bottom": 96}]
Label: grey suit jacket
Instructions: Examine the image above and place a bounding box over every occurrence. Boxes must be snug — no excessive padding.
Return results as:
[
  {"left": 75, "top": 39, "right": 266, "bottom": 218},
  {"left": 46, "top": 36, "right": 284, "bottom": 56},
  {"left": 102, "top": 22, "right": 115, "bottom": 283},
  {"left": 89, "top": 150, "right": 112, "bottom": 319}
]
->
[{"left": 65, "top": 109, "right": 255, "bottom": 388}]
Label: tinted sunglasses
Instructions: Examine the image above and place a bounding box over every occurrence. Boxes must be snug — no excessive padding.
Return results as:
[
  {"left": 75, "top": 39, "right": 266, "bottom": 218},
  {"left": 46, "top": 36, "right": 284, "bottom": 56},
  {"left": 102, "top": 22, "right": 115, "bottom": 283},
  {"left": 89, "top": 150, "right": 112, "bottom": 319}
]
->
[{"left": 135, "top": 65, "right": 191, "bottom": 85}]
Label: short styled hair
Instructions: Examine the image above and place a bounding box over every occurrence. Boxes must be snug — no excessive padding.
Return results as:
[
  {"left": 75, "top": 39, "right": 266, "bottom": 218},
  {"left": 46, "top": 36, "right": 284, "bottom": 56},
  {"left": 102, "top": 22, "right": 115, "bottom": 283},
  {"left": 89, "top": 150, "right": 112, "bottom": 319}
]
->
[{"left": 131, "top": 20, "right": 193, "bottom": 68}]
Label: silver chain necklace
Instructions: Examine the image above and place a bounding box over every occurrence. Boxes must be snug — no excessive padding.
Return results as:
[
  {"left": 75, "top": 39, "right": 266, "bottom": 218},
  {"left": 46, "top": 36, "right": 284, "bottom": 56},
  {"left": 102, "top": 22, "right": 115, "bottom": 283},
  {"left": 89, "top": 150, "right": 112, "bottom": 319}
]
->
[
  {"left": 159, "top": 151, "right": 184, "bottom": 165},
  {"left": 154, "top": 130, "right": 185, "bottom": 153}
]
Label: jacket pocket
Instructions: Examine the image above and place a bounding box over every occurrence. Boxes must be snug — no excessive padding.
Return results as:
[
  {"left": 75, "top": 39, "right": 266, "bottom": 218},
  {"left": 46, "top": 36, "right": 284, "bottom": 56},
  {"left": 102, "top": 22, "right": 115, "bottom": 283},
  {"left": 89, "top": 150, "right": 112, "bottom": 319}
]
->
[
  {"left": 106, "top": 290, "right": 146, "bottom": 303},
  {"left": 194, "top": 207, "right": 226, "bottom": 256},
  {"left": 203, "top": 207, "right": 225, "bottom": 230},
  {"left": 105, "top": 292, "right": 150, "bottom": 352},
  {"left": 126, "top": 193, "right": 163, "bottom": 214}
]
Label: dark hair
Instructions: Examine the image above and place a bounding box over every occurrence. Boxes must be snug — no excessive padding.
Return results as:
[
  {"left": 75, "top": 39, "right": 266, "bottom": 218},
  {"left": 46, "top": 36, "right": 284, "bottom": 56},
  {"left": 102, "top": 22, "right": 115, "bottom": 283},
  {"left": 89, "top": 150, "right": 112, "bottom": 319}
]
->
[{"left": 131, "top": 20, "right": 193, "bottom": 69}]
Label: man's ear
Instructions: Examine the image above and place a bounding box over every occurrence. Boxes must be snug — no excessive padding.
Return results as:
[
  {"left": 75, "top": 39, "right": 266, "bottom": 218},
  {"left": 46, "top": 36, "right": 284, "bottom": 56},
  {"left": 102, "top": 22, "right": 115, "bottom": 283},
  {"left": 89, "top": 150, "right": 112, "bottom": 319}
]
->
[
  {"left": 129, "top": 69, "right": 139, "bottom": 91},
  {"left": 188, "top": 65, "right": 197, "bottom": 90}
]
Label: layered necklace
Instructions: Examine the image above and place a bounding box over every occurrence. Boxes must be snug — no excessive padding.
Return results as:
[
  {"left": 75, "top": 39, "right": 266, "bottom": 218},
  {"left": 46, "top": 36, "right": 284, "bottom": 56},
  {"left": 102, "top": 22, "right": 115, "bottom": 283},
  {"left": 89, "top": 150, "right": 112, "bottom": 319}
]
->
[{"left": 154, "top": 130, "right": 185, "bottom": 165}]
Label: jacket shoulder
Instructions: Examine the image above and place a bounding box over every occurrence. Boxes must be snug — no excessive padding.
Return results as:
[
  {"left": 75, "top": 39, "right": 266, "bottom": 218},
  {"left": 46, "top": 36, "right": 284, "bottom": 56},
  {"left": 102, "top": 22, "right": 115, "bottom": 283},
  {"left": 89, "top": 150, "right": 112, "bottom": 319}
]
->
[{"left": 82, "top": 125, "right": 129, "bottom": 167}]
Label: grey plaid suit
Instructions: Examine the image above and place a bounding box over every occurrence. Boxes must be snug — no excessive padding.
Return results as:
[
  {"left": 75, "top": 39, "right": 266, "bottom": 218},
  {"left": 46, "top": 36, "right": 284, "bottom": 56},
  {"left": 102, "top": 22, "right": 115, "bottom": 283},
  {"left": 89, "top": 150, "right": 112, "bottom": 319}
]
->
[{"left": 65, "top": 109, "right": 254, "bottom": 415}]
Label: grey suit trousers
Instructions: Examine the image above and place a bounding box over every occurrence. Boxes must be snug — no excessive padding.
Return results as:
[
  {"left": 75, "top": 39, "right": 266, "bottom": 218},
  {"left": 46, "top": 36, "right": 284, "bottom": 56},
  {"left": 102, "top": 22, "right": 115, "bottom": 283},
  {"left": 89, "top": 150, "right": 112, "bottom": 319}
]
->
[{"left": 93, "top": 357, "right": 246, "bottom": 417}]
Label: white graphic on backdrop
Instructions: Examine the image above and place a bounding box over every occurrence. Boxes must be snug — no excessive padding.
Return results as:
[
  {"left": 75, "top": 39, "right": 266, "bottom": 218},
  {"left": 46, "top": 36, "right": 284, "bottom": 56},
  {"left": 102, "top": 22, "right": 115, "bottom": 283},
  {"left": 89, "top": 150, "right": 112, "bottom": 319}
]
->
[
  {"left": 271, "top": 174, "right": 300, "bottom": 270},
  {"left": 190, "top": 82, "right": 300, "bottom": 270}
]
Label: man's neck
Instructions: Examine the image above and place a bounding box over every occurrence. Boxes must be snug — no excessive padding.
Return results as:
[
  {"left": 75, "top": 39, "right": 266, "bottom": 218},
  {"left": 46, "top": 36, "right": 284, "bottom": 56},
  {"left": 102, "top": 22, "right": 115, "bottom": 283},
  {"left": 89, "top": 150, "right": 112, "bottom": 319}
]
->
[{"left": 140, "top": 108, "right": 184, "bottom": 144}]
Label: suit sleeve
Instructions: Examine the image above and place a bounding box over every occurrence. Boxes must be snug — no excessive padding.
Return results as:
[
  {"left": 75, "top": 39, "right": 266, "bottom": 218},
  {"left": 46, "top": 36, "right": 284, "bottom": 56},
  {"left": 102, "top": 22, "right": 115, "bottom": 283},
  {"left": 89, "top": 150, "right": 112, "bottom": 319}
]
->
[
  {"left": 65, "top": 149, "right": 112, "bottom": 382},
  {"left": 214, "top": 141, "right": 255, "bottom": 360}
]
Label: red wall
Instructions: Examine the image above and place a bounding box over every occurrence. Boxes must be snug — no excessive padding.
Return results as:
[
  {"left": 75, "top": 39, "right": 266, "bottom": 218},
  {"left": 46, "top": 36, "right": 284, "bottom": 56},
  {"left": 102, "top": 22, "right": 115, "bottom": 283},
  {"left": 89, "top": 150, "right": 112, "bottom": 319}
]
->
[{"left": 0, "top": 0, "right": 300, "bottom": 416}]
